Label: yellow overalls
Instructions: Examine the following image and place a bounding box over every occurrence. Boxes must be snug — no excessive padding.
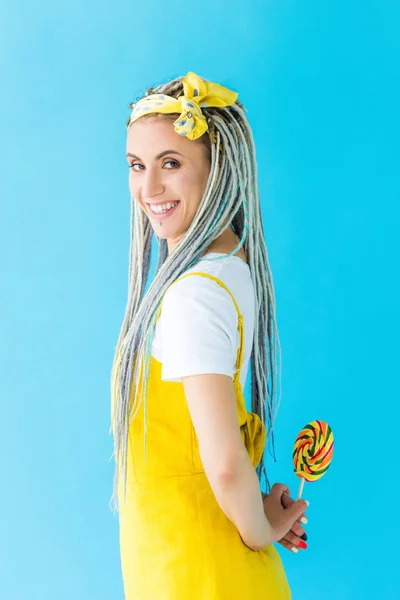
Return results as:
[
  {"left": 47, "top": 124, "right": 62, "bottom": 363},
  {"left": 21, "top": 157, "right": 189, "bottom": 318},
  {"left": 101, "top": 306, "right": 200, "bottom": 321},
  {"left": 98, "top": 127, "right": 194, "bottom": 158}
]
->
[{"left": 117, "top": 272, "right": 291, "bottom": 599}]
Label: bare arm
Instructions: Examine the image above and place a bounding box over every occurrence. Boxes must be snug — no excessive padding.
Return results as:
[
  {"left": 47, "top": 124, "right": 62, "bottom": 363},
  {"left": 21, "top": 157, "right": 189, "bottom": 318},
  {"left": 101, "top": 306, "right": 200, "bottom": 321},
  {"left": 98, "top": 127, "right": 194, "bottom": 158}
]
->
[{"left": 181, "top": 372, "right": 272, "bottom": 549}]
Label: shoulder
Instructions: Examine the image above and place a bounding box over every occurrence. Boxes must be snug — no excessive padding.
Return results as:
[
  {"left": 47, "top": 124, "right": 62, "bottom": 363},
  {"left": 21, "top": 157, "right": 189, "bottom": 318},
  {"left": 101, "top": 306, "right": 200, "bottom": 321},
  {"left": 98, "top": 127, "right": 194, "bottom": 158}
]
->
[
  {"left": 160, "top": 268, "right": 244, "bottom": 343},
  {"left": 162, "top": 268, "right": 243, "bottom": 325},
  {"left": 158, "top": 261, "right": 252, "bottom": 381},
  {"left": 164, "top": 257, "right": 252, "bottom": 306}
]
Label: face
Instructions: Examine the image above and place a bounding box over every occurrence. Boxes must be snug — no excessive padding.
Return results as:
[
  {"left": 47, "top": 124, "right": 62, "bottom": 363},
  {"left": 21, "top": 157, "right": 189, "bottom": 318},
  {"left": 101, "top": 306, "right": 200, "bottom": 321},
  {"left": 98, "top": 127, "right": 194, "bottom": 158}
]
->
[{"left": 126, "top": 117, "right": 211, "bottom": 255}]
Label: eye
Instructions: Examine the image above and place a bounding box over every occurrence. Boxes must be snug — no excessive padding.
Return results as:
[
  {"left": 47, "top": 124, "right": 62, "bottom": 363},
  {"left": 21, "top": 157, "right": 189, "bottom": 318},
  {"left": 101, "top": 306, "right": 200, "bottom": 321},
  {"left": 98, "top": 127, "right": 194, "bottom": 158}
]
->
[
  {"left": 129, "top": 163, "right": 143, "bottom": 171},
  {"left": 128, "top": 160, "right": 180, "bottom": 171},
  {"left": 164, "top": 160, "right": 180, "bottom": 169}
]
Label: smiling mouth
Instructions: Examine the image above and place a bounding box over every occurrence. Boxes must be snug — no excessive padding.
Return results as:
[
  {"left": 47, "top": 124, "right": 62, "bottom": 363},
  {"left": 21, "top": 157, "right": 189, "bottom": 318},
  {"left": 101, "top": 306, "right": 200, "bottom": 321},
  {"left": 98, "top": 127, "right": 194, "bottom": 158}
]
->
[
  {"left": 147, "top": 201, "right": 181, "bottom": 215},
  {"left": 146, "top": 201, "right": 180, "bottom": 207}
]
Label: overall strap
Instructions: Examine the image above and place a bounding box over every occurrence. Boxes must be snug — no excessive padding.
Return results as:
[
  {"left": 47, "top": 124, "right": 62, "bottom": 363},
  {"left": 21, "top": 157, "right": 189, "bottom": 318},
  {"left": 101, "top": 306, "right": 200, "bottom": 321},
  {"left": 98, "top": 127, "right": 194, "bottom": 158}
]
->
[{"left": 154, "top": 272, "right": 245, "bottom": 381}]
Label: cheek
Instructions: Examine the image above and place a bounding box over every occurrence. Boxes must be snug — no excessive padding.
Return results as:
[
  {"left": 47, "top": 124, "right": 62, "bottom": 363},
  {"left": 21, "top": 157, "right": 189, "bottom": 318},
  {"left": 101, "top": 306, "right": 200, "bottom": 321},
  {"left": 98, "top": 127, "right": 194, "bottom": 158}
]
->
[
  {"left": 180, "top": 171, "right": 207, "bottom": 197},
  {"left": 128, "top": 176, "right": 140, "bottom": 200}
]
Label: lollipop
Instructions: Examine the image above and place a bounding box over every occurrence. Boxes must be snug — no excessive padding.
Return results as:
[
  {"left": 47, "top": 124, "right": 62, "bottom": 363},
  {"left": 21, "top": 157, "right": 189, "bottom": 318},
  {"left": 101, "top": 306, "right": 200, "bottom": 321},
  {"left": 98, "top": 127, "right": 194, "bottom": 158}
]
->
[{"left": 293, "top": 420, "right": 334, "bottom": 499}]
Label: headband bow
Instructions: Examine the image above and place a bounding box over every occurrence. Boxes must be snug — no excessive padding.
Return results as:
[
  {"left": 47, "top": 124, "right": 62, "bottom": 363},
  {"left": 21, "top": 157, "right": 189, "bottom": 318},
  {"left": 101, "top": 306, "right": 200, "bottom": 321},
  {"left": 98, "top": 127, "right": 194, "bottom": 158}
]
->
[{"left": 127, "top": 71, "right": 238, "bottom": 141}]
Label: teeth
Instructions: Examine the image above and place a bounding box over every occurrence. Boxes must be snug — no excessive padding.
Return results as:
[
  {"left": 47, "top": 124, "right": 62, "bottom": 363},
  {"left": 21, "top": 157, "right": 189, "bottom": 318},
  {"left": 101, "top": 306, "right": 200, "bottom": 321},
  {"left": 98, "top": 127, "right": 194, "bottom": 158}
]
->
[{"left": 150, "top": 201, "right": 179, "bottom": 214}]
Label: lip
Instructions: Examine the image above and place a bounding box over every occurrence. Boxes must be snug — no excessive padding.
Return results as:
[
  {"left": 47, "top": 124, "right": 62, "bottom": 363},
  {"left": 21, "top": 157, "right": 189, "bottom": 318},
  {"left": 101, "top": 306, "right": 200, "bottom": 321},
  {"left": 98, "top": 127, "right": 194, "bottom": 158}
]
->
[
  {"left": 146, "top": 200, "right": 180, "bottom": 206},
  {"left": 147, "top": 201, "right": 180, "bottom": 221}
]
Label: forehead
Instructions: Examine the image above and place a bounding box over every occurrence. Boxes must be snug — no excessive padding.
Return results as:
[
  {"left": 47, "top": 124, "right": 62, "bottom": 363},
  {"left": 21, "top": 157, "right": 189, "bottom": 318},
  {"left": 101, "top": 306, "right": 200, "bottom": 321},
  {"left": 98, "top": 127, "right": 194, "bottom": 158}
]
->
[{"left": 126, "top": 118, "right": 186, "bottom": 151}]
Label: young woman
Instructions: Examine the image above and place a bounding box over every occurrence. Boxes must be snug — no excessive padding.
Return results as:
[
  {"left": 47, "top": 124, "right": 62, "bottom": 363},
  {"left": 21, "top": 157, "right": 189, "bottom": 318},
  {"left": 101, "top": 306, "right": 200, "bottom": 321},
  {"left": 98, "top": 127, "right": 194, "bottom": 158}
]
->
[{"left": 110, "top": 71, "right": 309, "bottom": 599}]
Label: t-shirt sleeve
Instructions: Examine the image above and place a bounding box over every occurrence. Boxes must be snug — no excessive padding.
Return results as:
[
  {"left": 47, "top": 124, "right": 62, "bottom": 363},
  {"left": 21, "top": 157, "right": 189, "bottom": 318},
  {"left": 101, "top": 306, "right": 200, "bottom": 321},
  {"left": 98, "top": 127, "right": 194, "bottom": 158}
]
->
[{"left": 159, "top": 275, "right": 239, "bottom": 382}]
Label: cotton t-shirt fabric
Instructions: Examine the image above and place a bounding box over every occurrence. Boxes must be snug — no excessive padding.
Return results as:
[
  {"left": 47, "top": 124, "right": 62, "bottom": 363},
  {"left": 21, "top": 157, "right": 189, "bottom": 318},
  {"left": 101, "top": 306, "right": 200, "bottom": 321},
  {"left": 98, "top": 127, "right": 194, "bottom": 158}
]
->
[{"left": 151, "top": 252, "right": 255, "bottom": 390}]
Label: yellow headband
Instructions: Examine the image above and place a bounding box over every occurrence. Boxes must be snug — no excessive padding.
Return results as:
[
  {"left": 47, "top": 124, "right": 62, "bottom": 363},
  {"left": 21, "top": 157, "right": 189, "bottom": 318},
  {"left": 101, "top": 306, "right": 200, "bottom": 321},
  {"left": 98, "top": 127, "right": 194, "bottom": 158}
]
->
[{"left": 127, "top": 71, "right": 238, "bottom": 141}]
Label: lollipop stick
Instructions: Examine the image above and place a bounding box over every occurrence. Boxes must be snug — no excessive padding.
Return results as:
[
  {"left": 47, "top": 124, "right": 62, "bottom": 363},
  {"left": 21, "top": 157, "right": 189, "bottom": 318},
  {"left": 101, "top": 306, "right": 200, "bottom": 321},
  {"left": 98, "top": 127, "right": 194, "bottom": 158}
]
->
[{"left": 297, "top": 478, "right": 305, "bottom": 500}]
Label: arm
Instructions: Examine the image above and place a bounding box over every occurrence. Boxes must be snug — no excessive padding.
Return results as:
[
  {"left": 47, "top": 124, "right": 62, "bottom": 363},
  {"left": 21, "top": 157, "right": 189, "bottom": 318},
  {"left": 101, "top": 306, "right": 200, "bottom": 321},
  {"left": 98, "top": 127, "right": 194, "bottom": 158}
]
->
[
  {"left": 182, "top": 372, "right": 273, "bottom": 550},
  {"left": 162, "top": 276, "right": 307, "bottom": 548}
]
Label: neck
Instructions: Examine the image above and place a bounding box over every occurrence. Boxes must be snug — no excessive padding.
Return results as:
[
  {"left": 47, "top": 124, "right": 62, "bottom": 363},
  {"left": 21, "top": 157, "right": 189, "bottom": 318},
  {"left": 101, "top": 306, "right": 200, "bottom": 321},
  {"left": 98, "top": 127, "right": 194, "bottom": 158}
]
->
[{"left": 167, "top": 226, "right": 239, "bottom": 257}]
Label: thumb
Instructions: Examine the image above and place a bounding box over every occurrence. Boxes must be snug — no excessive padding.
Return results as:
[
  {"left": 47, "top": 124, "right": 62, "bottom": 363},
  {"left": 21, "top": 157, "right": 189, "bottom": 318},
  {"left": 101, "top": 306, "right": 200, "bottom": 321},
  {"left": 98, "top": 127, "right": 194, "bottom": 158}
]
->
[
  {"left": 285, "top": 499, "right": 309, "bottom": 524},
  {"left": 269, "top": 483, "right": 290, "bottom": 500},
  {"left": 281, "top": 492, "right": 295, "bottom": 509}
]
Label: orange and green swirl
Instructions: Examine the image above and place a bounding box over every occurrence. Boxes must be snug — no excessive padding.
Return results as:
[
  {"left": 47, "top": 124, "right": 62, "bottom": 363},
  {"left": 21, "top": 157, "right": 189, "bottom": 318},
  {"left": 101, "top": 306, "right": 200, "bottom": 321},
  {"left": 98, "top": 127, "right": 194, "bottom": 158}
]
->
[{"left": 293, "top": 420, "right": 334, "bottom": 482}]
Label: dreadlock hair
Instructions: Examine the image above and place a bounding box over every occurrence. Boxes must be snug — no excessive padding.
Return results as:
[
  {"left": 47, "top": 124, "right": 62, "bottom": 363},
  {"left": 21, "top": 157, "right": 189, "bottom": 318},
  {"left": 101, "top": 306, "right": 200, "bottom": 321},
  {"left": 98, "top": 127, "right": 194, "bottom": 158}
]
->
[{"left": 109, "top": 73, "right": 282, "bottom": 513}]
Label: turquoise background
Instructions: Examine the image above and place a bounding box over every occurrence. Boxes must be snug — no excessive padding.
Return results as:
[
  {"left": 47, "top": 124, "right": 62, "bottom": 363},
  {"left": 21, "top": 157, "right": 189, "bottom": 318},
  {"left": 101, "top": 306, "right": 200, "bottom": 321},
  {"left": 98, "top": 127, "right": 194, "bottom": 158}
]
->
[{"left": 1, "top": 1, "right": 399, "bottom": 598}]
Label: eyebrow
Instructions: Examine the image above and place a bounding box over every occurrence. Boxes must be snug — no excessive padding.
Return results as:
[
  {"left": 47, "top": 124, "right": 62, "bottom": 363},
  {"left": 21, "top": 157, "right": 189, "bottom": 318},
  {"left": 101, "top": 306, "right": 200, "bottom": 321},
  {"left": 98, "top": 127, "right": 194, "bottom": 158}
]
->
[{"left": 126, "top": 150, "right": 184, "bottom": 161}]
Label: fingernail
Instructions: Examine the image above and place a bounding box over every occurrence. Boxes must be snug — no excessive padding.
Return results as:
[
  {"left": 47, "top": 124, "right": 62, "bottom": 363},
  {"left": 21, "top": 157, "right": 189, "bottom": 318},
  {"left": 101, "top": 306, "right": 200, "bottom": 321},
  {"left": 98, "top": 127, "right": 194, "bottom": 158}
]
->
[
  {"left": 291, "top": 547, "right": 298, "bottom": 553},
  {"left": 301, "top": 517, "right": 308, "bottom": 524},
  {"left": 300, "top": 532, "right": 308, "bottom": 541},
  {"left": 305, "top": 500, "right": 310, "bottom": 507},
  {"left": 298, "top": 540, "right": 307, "bottom": 550}
]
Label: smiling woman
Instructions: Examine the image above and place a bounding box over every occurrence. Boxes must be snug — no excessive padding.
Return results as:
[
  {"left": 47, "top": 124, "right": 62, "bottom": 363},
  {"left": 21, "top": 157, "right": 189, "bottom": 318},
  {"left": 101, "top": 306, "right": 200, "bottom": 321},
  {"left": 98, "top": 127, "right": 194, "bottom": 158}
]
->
[
  {"left": 110, "top": 71, "right": 308, "bottom": 600},
  {"left": 126, "top": 117, "right": 212, "bottom": 253}
]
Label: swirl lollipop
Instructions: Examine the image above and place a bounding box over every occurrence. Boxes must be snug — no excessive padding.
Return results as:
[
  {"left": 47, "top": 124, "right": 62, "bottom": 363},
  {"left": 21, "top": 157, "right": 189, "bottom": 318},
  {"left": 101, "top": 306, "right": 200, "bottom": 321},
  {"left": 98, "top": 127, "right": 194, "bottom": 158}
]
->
[{"left": 293, "top": 420, "right": 334, "bottom": 499}]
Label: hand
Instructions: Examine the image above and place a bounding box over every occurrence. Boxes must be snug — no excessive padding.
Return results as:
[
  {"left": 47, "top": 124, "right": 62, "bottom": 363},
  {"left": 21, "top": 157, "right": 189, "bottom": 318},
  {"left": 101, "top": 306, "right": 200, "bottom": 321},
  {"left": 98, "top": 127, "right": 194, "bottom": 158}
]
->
[
  {"left": 262, "top": 483, "right": 308, "bottom": 550},
  {"left": 276, "top": 488, "right": 308, "bottom": 553}
]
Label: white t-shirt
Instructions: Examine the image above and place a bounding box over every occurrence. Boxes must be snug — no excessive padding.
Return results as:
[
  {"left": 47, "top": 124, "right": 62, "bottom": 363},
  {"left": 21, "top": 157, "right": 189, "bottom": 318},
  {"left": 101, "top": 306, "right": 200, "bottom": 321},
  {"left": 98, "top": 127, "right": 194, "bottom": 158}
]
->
[{"left": 151, "top": 252, "right": 255, "bottom": 389}]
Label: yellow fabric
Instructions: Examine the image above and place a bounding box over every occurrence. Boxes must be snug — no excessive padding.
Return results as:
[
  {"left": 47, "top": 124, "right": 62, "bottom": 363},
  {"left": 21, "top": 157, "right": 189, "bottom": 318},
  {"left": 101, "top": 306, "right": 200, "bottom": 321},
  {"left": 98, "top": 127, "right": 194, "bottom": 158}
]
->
[
  {"left": 118, "top": 272, "right": 291, "bottom": 599},
  {"left": 127, "top": 71, "right": 238, "bottom": 140}
]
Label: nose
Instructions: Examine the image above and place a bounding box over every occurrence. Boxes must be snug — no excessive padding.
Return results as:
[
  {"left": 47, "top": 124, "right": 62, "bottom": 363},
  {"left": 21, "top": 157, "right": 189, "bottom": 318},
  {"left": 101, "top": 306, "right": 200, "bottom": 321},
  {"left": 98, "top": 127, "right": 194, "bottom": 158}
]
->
[{"left": 141, "top": 166, "right": 165, "bottom": 200}]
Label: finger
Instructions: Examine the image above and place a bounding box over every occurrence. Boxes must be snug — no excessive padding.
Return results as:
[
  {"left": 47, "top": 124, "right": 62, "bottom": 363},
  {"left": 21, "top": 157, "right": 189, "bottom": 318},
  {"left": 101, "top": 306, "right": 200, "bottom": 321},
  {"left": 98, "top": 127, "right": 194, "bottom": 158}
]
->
[
  {"left": 281, "top": 493, "right": 295, "bottom": 509},
  {"left": 277, "top": 538, "right": 300, "bottom": 554},
  {"left": 270, "top": 482, "right": 290, "bottom": 500},
  {"left": 285, "top": 499, "right": 309, "bottom": 525},
  {"left": 282, "top": 530, "right": 305, "bottom": 548},
  {"left": 289, "top": 520, "right": 306, "bottom": 539},
  {"left": 298, "top": 513, "right": 308, "bottom": 525},
  {"left": 281, "top": 493, "right": 308, "bottom": 525}
]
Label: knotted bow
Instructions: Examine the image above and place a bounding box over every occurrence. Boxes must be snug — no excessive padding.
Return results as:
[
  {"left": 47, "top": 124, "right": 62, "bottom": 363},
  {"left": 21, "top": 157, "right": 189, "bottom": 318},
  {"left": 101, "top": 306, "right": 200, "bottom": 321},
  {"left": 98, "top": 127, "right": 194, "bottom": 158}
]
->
[{"left": 127, "top": 71, "right": 238, "bottom": 141}]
